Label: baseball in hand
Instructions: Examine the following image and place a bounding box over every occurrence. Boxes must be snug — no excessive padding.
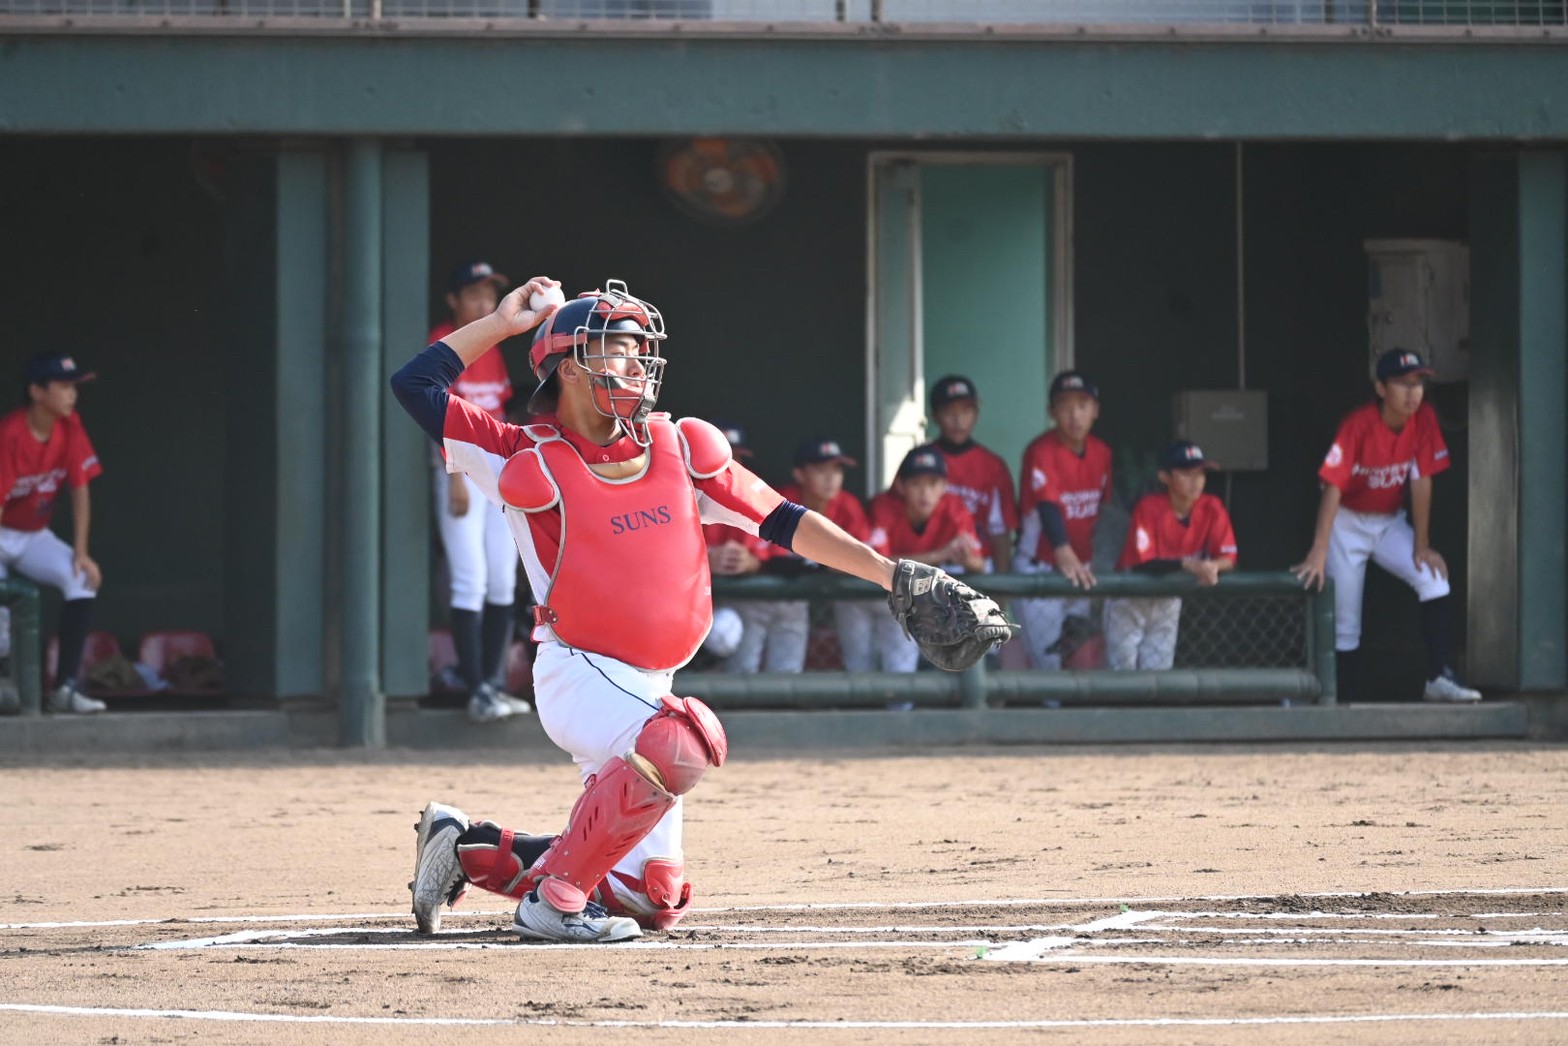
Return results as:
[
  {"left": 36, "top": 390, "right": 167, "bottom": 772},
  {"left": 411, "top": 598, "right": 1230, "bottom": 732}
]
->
[{"left": 529, "top": 285, "right": 567, "bottom": 312}]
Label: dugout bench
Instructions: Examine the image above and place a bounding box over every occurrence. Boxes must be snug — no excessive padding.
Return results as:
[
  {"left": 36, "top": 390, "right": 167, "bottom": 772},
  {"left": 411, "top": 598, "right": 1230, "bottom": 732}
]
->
[
  {"left": 683, "top": 571, "right": 1336, "bottom": 710},
  {"left": 1, "top": 578, "right": 44, "bottom": 716}
]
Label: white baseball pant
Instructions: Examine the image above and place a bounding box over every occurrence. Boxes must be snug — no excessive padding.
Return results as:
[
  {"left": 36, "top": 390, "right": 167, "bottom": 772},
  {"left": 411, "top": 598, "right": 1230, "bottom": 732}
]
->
[
  {"left": 725, "top": 601, "right": 809, "bottom": 673},
  {"left": 833, "top": 600, "right": 878, "bottom": 671},
  {"left": 0, "top": 526, "right": 98, "bottom": 601},
  {"left": 1328, "top": 508, "right": 1450, "bottom": 651},
  {"left": 531, "top": 640, "right": 683, "bottom": 909},
  {"left": 434, "top": 467, "right": 518, "bottom": 611},
  {"left": 1103, "top": 597, "right": 1183, "bottom": 670},
  {"left": 873, "top": 610, "right": 921, "bottom": 672},
  {"left": 1012, "top": 553, "right": 1089, "bottom": 670}
]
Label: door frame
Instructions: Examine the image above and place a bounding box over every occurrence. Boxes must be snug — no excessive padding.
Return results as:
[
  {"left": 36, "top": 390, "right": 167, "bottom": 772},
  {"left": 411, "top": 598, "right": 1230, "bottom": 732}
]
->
[{"left": 863, "top": 149, "right": 1076, "bottom": 491}]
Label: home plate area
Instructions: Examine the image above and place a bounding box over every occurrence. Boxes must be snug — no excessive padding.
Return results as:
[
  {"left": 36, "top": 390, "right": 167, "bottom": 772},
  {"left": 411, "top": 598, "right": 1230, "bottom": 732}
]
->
[{"left": 5, "top": 889, "right": 1568, "bottom": 1036}]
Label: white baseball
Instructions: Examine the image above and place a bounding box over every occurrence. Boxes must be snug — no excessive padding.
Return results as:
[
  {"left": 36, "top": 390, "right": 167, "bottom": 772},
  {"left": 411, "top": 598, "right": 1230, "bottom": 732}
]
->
[{"left": 529, "top": 285, "right": 567, "bottom": 311}]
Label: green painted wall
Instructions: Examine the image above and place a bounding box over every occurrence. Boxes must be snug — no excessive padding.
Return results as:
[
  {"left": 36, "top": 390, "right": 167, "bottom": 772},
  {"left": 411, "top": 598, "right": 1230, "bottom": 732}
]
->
[
  {"left": 2, "top": 34, "right": 1567, "bottom": 140},
  {"left": 920, "top": 163, "right": 1053, "bottom": 467}
]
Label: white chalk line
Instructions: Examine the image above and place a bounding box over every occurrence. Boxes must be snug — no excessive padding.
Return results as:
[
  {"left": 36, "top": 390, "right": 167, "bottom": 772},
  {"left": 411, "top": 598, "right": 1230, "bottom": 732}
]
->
[
  {"left": 7, "top": 885, "right": 1563, "bottom": 931},
  {"left": 982, "top": 952, "right": 1568, "bottom": 967},
  {"left": 3, "top": 1003, "right": 1568, "bottom": 1030}
]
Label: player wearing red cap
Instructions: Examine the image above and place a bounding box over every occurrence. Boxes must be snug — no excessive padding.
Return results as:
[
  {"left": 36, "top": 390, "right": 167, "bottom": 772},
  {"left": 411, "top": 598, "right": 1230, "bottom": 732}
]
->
[
  {"left": 1293, "top": 349, "right": 1480, "bottom": 703},
  {"left": 391, "top": 276, "right": 902, "bottom": 942},
  {"left": 1104, "top": 441, "right": 1237, "bottom": 671}
]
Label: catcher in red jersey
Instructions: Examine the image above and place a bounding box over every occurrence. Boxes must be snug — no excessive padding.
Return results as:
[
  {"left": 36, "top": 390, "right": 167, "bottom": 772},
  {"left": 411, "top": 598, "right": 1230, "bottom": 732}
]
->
[
  {"left": 0, "top": 353, "right": 105, "bottom": 715},
  {"left": 1014, "top": 371, "right": 1112, "bottom": 669},
  {"left": 867, "top": 446, "right": 984, "bottom": 671},
  {"left": 927, "top": 376, "right": 1019, "bottom": 571},
  {"left": 392, "top": 277, "right": 1008, "bottom": 943},
  {"left": 1103, "top": 441, "right": 1236, "bottom": 671},
  {"left": 1292, "top": 349, "right": 1480, "bottom": 703}
]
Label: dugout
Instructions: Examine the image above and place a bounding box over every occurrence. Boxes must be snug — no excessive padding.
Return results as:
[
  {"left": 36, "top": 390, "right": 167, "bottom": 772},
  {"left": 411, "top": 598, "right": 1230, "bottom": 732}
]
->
[{"left": 1, "top": 18, "right": 1564, "bottom": 741}]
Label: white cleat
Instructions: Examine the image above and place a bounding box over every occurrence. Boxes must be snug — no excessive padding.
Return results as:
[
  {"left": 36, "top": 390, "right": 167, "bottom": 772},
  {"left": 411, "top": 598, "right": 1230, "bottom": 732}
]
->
[
  {"left": 1423, "top": 669, "right": 1482, "bottom": 703},
  {"left": 410, "top": 802, "right": 470, "bottom": 934},
  {"left": 467, "top": 683, "right": 524, "bottom": 724},
  {"left": 513, "top": 879, "right": 642, "bottom": 944},
  {"left": 47, "top": 683, "right": 106, "bottom": 714}
]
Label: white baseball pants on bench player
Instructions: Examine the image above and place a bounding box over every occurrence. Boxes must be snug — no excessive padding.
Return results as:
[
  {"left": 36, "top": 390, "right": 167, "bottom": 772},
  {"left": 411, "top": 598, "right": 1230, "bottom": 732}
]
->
[
  {"left": 1012, "top": 554, "right": 1089, "bottom": 670},
  {"left": 1327, "top": 508, "right": 1449, "bottom": 652}
]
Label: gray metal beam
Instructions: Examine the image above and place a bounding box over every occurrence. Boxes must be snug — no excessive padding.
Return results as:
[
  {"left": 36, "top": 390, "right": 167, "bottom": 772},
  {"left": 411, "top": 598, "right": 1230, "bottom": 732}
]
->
[{"left": 1, "top": 34, "right": 1566, "bottom": 139}]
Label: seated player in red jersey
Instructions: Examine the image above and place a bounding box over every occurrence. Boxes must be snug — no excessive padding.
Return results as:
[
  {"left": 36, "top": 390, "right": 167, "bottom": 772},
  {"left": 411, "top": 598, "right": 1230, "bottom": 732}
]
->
[
  {"left": 0, "top": 353, "right": 106, "bottom": 715},
  {"left": 1292, "top": 349, "right": 1480, "bottom": 703},
  {"left": 867, "top": 446, "right": 984, "bottom": 671},
  {"left": 391, "top": 276, "right": 910, "bottom": 943},
  {"left": 1015, "top": 371, "right": 1113, "bottom": 669},
  {"left": 927, "top": 376, "right": 1019, "bottom": 572},
  {"left": 1103, "top": 441, "right": 1237, "bottom": 671},
  {"left": 767, "top": 438, "right": 876, "bottom": 672}
]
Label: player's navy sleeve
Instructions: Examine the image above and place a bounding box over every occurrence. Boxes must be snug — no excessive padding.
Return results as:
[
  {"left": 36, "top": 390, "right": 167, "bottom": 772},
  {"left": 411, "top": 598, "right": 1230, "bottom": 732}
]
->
[
  {"left": 1036, "top": 502, "right": 1070, "bottom": 550},
  {"left": 758, "top": 500, "right": 808, "bottom": 551},
  {"left": 390, "top": 341, "right": 465, "bottom": 445}
]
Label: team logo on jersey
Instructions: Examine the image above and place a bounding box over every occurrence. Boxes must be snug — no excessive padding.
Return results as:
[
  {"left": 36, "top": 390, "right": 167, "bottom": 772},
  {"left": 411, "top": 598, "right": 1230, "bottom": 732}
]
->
[
  {"left": 1135, "top": 526, "right": 1152, "bottom": 555},
  {"left": 1032, "top": 467, "right": 1046, "bottom": 491},
  {"left": 1325, "top": 443, "right": 1343, "bottom": 468},
  {"left": 609, "top": 505, "right": 673, "bottom": 534}
]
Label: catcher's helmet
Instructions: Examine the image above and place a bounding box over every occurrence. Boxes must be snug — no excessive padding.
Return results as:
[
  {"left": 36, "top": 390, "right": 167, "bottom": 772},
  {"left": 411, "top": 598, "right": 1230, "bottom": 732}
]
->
[{"left": 527, "top": 280, "right": 667, "bottom": 444}]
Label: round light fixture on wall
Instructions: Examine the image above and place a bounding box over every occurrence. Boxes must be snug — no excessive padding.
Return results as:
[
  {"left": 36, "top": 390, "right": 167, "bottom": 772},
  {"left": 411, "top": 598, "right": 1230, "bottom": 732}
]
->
[{"left": 658, "top": 138, "right": 785, "bottom": 226}]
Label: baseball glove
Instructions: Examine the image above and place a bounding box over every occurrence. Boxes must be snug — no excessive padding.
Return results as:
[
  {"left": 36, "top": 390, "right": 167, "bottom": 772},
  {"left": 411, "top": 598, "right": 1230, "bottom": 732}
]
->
[{"left": 887, "top": 559, "right": 1015, "bottom": 672}]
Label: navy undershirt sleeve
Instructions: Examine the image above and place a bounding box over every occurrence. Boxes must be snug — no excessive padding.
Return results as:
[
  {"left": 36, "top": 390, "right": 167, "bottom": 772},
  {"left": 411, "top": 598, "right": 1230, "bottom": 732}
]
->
[
  {"left": 390, "top": 341, "right": 464, "bottom": 445},
  {"left": 759, "top": 500, "right": 808, "bottom": 551},
  {"left": 1036, "top": 502, "right": 1070, "bottom": 550}
]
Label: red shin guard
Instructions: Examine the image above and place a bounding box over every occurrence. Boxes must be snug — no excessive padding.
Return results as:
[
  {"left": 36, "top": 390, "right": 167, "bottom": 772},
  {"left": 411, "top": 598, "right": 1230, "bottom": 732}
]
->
[{"left": 455, "top": 823, "right": 534, "bottom": 899}]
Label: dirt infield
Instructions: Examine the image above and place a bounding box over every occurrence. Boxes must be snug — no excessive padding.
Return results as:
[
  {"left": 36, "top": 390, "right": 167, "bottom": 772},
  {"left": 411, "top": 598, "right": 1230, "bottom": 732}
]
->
[{"left": 3, "top": 741, "right": 1567, "bottom": 1044}]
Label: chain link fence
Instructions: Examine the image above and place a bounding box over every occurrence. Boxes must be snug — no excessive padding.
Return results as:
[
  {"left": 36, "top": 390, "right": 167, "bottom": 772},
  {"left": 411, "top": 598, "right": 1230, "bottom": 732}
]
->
[{"left": 1, "top": 0, "right": 1560, "bottom": 26}]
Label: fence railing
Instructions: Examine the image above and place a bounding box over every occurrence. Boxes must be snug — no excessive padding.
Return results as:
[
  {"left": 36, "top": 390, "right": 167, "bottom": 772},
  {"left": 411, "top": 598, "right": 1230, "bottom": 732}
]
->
[
  {"left": 0, "top": 0, "right": 1562, "bottom": 28},
  {"left": 1, "top": 579, "right": 45, "bottom": 717},
  {"left": 677, "top": 570, "right": 1336, "bottom": 711}
]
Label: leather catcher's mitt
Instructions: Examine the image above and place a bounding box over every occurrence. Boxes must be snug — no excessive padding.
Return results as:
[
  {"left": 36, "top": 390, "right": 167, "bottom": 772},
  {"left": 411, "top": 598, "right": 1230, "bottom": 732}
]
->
[{"left": 887, "top": 559, "right": 1015, "bottom": 672}]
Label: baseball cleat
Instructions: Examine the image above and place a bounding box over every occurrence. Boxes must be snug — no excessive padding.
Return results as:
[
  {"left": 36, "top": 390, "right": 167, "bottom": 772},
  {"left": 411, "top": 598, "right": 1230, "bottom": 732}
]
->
[
  {"left": 513, "top": 880, "right": 642, "bottom": 944},
  {"left": 411, "top": 801, "right": 470, "bottom": 934},
  {"left": 47, "top": 683, "right": 106, "bottom": 715},
  {"left": 490, "top": 685, "right": 533, "bottom": 715},
  {"left": 467, "top": 683, "right": 522, "bottom": 724},
  {"left": 1423, "top": 669, "right": 1481, "bottom": 703}
]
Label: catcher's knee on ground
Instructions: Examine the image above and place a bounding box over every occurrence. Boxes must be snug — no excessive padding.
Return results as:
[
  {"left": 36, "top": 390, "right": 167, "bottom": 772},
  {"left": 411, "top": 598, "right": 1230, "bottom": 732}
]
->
[{"left": 529, "top": 696, "right": 727, "bottom": 915}]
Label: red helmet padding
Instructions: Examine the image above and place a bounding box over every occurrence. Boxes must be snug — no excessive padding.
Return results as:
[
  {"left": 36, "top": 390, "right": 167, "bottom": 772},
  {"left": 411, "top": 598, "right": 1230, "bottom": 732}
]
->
[
  {"left": 677, "top": 417, "right": 734, "bottom": 480},
  {"left": 497, "top": 449, "right": 559, "bottom": 512}
]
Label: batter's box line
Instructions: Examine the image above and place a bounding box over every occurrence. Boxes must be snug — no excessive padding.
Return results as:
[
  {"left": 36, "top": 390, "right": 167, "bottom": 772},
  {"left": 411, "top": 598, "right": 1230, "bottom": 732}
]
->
[
  {"left": 4, "top": 1002, "right": 1568, "bottom": 1031},
  {"left": 7, "top": 886, "right": 1568, "bottom": 932}
]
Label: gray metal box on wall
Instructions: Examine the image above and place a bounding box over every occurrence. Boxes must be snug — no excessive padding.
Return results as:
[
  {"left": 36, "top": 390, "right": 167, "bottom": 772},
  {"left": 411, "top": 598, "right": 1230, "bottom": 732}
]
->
[{"left": 1173, "top": 390, "right": 1269, "bottom": 471}]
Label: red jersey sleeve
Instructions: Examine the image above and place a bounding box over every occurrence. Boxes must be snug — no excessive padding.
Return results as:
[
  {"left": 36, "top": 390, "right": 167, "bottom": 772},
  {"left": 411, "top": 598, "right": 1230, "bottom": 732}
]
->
[
  {"left": 1413, "top": 404, "right": 1451, "bottom": 480},
  {"left": 830, "top": 491, "right": 871, "bottom": 543},
  {"left": 66, "top": 420, "right": 103, "bottom": 488},
  {"left": 1317, "top": 413, "right": 1360, "bottom": 492},
  {"left": 1116, "top": 496, "right": 1161, "bottom": 570},
  {"left": 694, "top": 459, "right": 786, "bottom": 529},
  {"left": 1205, "top": 498, "right": 1239, "bottom": 561}
]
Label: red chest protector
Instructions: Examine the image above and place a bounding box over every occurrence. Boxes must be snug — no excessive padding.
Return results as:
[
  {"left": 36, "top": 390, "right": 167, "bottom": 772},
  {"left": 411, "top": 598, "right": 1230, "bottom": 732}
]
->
[{"left": 504, "top": 416, "right": 714, "bottom": 671}]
